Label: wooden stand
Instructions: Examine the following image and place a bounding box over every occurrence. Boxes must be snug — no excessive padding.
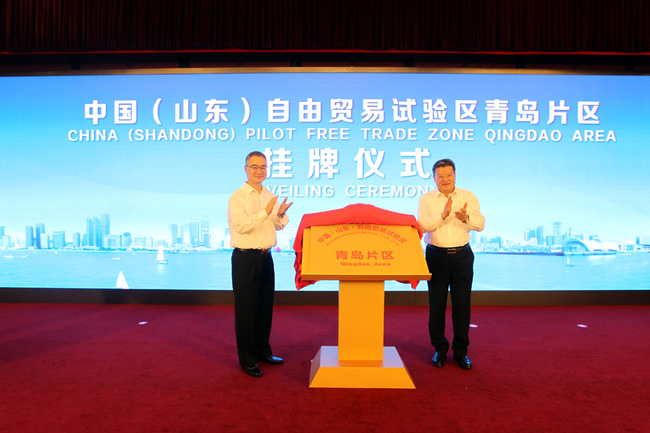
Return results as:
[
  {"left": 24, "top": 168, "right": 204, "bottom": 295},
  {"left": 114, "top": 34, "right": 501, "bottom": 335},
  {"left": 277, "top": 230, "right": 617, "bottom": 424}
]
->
[{"left": 301, "top": 223, "right": 430, "bottom": 389}]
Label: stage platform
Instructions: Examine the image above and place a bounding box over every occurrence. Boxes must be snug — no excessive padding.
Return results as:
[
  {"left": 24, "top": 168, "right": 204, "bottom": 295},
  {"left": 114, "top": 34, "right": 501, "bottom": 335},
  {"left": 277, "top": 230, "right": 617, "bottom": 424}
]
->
[
  {"left": 1, "top": 303, "right": 648, "bottom": 433},
  {"left": 1, "top": 287, "right": 649, "bottom": 306}
]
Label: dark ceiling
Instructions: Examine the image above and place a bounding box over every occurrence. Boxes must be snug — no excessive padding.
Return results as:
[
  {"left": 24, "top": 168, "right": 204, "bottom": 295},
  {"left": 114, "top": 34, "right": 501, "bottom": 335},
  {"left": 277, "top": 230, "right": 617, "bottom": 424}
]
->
[{"left": 2, "top": 0, "right": 649, "bottom": 74}]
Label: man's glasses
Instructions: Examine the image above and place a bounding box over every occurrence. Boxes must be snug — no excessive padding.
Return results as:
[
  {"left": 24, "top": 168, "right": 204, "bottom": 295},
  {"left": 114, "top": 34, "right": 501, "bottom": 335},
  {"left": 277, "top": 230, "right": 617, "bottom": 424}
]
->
[{"left": 247, "top": 165, "right": 268, "bottom": 171}]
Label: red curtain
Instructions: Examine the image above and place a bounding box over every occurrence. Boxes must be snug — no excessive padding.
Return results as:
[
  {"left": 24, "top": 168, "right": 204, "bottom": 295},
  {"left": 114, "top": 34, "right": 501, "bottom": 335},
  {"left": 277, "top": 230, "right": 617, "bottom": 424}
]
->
[{"left": 2, "top": 0, "right": 649, "bottom": 54}]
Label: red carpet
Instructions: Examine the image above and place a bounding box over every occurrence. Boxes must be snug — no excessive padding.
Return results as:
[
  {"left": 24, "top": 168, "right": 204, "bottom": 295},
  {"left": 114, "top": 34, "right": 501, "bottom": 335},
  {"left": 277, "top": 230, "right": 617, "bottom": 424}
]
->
[{"left": 0, "top": 303, "right": 648, "bottom": 433}]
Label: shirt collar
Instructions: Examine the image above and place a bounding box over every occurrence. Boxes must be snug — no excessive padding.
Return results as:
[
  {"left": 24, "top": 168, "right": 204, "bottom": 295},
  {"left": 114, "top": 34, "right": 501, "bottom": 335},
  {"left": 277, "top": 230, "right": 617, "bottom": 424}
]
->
[
  {"left": 435, "top": 188, "right": 456, "bottom": 198},
  {"left": 244, "top": 182, "right": 264, "bottom": 195}
]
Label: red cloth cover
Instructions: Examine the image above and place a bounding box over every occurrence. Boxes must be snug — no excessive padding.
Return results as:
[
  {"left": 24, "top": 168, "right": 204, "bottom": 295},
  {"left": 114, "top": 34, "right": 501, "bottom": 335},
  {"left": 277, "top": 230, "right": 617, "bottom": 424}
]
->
[{"left": 292, "top": 204, "right": 423, "bottom": 290}]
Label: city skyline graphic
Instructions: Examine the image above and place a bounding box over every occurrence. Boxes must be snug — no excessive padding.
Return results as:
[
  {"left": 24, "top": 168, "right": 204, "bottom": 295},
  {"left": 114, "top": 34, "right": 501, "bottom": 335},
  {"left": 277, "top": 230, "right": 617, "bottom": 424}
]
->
[{"left": 2, "top": 209, "right": 648, "bottom": 254}]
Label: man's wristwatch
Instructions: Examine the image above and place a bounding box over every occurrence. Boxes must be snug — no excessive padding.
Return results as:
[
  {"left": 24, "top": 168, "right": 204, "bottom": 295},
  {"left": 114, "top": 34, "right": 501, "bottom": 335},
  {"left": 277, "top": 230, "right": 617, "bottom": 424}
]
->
[{"left": 277, "top": 213, "right": 286, "bottom": 218}]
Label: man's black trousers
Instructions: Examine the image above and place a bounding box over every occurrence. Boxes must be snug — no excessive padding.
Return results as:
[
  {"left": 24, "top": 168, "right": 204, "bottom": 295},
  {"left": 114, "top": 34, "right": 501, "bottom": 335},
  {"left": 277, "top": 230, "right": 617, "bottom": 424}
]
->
[
  {"left": 425, "top": 244, "right": 474, "bottom": 357},
  {"left": 232, "top": 249, "right": 275, "bottom": 367}
]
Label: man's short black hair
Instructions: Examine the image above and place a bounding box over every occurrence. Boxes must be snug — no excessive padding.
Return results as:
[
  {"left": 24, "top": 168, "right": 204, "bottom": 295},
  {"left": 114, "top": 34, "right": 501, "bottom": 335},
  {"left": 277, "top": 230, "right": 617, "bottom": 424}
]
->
[
  {"left": 433, "top": 158, "right": 456, "bottom": 174},
  {"left": 245, "top": 151, "right": 267, "bottom": 164}
]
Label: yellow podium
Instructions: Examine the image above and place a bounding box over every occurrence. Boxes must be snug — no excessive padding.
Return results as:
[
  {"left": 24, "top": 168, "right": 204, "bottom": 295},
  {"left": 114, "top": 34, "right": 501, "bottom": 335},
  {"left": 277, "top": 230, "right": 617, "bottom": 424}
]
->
[{"left": 301, "top": 222, "right": 431, "bottom": 389}]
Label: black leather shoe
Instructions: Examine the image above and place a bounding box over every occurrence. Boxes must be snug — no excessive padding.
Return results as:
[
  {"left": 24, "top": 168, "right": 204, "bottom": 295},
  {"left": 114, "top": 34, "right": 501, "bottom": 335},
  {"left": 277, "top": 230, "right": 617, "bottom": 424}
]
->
[
  {"left": 432, "top": 352, "right": 446, "bottom": 367},
  {"left": 453, "top": 355, "right": 472, "bottom": 370},
  {"left": 258, "top": 356, "right": 284, "bottom": 365},
  {"left": 242, "top": 364, "right": 263, "bottom": 377}
]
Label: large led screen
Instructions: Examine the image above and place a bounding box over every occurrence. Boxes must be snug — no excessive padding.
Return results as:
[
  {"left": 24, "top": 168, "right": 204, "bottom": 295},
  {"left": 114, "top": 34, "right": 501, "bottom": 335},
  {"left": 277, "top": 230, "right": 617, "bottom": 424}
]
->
[{"left": 0, "top": 70, "right": 648, "bottom": 291}]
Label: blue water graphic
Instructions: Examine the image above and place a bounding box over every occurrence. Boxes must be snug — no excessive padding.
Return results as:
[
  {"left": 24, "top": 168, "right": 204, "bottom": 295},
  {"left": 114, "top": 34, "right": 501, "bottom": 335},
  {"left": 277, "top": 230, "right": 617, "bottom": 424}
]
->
[{"left": 1, "top": 251, "right": 648, "bottom": 292}]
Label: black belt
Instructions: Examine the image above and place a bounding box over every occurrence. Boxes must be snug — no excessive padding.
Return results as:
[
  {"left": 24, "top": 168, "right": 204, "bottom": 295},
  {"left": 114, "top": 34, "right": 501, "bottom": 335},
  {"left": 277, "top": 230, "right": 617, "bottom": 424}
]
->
[
  {"left": 235, "top": 248, "right": 271, "bottom": 254},
  {"left": 426, "top": 243, "right": 470, "bottom": 254}
]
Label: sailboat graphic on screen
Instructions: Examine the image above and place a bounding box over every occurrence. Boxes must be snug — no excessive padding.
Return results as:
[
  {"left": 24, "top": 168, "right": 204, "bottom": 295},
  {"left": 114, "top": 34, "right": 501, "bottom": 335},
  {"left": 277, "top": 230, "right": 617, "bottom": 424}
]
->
[
  {"left": 156, "top": 246, "right": 168, "bottom": 265},
  {"left": 115, "top": 271, "right": 129, "bottom": 289}
]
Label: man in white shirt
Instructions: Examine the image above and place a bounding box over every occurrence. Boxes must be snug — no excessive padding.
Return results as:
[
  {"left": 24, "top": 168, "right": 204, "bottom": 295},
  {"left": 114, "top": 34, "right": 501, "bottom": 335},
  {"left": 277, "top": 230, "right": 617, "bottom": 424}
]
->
[
  {"left": 417, "top": 159, "right": 485, "bottom": 370},
  {"left": 227, "top": 151, "right": 293, "bottom": 377}
]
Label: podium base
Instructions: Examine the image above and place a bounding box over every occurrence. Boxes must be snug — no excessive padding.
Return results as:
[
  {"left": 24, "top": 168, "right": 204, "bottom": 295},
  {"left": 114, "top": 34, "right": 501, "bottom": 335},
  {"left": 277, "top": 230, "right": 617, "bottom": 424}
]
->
[{"left": 308, "top": 346, "right": 415, "bottom": 389}]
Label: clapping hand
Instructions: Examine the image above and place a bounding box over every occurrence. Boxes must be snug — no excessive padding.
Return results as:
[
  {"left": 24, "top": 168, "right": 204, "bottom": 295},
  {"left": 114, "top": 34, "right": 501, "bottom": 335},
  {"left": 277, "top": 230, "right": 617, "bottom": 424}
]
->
[
  {"left": 278, "top": 196, "right": 293, "bottom": 216},
  {"left": 441, "top": 195, "right": 453, "bottom": 220},
  {"left": 455, "top": 202, "right": 469, "bottom": 223}
]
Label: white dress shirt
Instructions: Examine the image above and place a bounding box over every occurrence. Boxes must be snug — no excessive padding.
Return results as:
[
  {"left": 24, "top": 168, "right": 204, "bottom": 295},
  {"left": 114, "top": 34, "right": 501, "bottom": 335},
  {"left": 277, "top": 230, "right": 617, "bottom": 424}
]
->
[
  {"left": 417, "top": 187, "right": 485, "bottom": 248},
  {"left": 228, "top": 183, "right": 289, "bottom": 249}
]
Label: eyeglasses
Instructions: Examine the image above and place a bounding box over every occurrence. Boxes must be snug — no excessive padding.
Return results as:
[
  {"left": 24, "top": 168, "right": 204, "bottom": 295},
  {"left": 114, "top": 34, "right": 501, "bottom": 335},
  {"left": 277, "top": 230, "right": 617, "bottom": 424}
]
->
[{"left": 247, "top": 165, "right": 268, "bottom": 171}]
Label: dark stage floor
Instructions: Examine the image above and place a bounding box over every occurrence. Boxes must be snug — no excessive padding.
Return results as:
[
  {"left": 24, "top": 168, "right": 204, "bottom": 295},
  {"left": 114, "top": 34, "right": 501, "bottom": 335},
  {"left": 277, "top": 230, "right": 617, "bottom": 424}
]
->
[{"left": 1, "top": 303, "right": 648, "bottom": 432}]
